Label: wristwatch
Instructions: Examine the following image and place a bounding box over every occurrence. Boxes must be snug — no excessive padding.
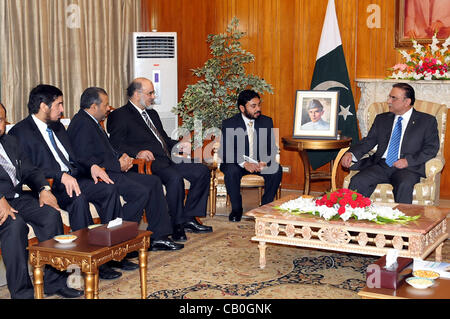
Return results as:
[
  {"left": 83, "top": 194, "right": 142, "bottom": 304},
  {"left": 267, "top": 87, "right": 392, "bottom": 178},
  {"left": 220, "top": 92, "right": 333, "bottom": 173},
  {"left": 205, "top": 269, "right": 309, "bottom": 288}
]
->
[{"left": 39, "top": 185, "right": 51, "bottom": 193}]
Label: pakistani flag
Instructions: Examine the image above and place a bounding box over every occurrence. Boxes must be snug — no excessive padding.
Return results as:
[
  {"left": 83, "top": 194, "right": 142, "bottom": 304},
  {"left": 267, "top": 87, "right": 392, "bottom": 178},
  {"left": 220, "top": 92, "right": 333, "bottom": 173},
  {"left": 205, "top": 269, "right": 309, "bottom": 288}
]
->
[{"left": 307, "top": 0, "right": 359, "bottom": 170}]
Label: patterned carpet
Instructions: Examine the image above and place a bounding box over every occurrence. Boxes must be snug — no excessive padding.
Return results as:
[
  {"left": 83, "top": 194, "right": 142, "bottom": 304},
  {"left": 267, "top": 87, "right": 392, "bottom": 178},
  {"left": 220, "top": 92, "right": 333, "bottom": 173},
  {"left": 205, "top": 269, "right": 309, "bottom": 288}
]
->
[{"left": 0, "top": 215, "right": 448, "bottom": 299}]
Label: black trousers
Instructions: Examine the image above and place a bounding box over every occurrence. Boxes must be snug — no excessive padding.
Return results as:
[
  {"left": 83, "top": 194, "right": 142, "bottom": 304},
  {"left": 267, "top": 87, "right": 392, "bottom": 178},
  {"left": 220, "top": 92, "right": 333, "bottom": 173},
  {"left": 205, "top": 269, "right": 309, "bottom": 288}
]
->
[
  {"left": 52, "top": 177, "right": 122, "bottom": 231},
  {"left": 0, "top": 193, "right": 67, "bottom": 299},
  {"left": 152, "top": 162, "right": 210, "bottom": 226},
  {"left": 108, "top": 171, "right": 173, "bottom": 239},
  {"left": 220, "top": 163, "right": 283, "bottom": 213},
  {"left": 349, "top": 160, "right": 421, "bottom": 204}
]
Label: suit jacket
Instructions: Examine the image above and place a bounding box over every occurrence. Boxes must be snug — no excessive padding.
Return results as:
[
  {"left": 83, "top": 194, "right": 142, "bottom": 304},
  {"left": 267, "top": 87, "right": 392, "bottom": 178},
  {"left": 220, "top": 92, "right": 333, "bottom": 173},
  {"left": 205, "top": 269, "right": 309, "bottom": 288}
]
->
[
  {"left": 219, "top": 113, "right": 278, "bottom": 166},
  {"left": 107, "top": 102, "right": 179, "bottom": 172},
  {"left": 8, "top": 115, "right": 83, "bottom": 182},
  {"left": 349, "top": 108, "right": 439, "bottom": 177},
  {"left": 0, "top": 134, "right": 48, "bottom": 199},
  {"left": 67, "top": 109, "right": 122, "bottom": 173}
]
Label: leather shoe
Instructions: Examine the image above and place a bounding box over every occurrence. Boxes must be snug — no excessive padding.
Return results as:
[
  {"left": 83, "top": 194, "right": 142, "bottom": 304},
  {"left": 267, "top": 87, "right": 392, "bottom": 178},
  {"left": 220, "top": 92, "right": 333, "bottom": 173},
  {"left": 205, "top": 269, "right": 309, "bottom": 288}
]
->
[
  {"left": 183, "top": 218, "right": 213, "bottom": 233},
  {"left": 172, "top": 225, "right": 187, "bottom": 242},
  {"left": 54, "top": 287, "right": 84, "bottom": 298},
  {"left": 109, "top": 259, "right": 139, "bottom": 271},
  {"left": 149, "top": 238, "right": 184, "bottom": 251},
  {"left": 99, "top": 264, "right": 122, "bottom": 280},
  {"left": 228, "top": 210, "right": 243, "bottom": 222}
]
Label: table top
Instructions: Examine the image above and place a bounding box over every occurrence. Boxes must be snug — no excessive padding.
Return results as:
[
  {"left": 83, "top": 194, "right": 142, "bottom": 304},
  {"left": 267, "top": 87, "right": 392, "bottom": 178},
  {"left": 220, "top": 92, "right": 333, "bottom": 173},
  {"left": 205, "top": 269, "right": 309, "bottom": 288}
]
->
[
  {"left": 28, "top": 228, "right": 152, "bottom": 256},
  {"left": 245, "top": 195, "right": 449, "bottom": 235},
  {"left": 282, "top": 136, "right": 352, "bottom": 151},
  {"left": 358, "top": 277, "right": 450, "bottom": 299}
]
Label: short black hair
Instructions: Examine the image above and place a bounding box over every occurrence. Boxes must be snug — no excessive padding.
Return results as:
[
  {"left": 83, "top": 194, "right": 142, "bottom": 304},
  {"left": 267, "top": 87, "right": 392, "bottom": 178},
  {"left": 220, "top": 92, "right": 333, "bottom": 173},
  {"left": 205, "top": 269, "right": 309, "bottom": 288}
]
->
[
  {"left": 393, "top": 82, "right": 415, "bottom": 106},
  {"left": 27, "top": 84, "right": 63, "bottom": 115},
  {"left": 126, "top": 80, "right": 143, "bottom": 98},
  {"left": 237, "top": 90, "right": 260, "bottom": 109},
  {"left": 80, "top": 87, "right": 107, "bottom": 109}
]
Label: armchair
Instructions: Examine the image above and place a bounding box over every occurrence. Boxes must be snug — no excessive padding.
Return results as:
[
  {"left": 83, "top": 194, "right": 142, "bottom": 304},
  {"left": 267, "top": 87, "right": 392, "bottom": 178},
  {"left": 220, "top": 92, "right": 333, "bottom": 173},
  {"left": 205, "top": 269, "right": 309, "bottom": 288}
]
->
[{"left": 342, "top": 100, "right": 447, "bottom": 205}]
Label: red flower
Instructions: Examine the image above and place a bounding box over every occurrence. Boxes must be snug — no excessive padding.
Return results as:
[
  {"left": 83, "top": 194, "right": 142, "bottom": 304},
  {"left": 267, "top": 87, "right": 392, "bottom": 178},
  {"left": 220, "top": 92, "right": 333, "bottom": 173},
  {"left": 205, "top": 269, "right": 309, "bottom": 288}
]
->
[{"left": 338, "top": 206, "right": 346, "bottom": 215}]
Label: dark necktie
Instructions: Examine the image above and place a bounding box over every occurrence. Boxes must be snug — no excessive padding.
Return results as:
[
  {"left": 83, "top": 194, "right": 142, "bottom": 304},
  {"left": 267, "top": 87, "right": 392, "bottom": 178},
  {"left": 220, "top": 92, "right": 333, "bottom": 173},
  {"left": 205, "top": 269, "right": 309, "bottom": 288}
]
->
[
  {"left": 98, "top": 123, "right": 118, "bottom": 157},
  {"left": 0, "top": 150, "right": 19, "bottom": 186},
  {"left": 385, "top": 116, "right": 403, "bottom": 167},
  {"left": 46, "top": 127, "right": 74, "bottom": 172},
  {"left": 141, "top": 111, "right": 171, "bottom": 158}
]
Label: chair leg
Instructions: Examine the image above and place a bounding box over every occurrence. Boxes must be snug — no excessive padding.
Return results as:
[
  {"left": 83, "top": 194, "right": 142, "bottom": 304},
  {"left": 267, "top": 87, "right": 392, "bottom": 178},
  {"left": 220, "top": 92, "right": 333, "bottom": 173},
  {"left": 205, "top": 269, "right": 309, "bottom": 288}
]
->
[{"left": 258, "top": 187, "right": 263, "bottom": 206}]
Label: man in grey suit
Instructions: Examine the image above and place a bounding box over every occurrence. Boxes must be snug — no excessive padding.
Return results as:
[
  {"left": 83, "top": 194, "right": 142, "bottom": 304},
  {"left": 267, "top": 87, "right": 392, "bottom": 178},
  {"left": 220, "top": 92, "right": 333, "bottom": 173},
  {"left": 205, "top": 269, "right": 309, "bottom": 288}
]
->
[{"left": 341, "top": 83, "right": 439, "bottom": 203}]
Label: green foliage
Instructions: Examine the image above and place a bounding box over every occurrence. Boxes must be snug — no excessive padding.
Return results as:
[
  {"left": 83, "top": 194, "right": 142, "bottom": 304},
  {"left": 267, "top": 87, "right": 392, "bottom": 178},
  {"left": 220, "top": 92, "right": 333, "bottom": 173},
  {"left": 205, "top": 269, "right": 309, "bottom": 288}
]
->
[{"left": 172, "top": 17, "right": 273, "bottom": 148}]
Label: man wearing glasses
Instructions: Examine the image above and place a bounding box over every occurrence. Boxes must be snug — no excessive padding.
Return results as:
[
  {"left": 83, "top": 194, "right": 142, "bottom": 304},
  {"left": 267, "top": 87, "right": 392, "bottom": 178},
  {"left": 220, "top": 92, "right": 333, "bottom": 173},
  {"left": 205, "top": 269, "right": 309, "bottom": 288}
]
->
[
  {"left": 341, "top": 82, "right": 439, "bottom": 203},
  {"left": 107, "top": 78, "right": 212, "bottom": 243}
]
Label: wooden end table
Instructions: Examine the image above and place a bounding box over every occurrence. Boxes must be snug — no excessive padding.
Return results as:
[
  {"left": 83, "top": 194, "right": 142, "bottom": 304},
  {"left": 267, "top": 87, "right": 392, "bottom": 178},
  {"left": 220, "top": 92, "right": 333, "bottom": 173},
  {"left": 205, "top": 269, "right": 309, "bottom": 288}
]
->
[
  {"left": 358, "top": 277, "right": 450, "bottom": 299},
  {"left": 28, "top": 229, "right": 151, "bottom": 299},
  {"left": 282, "top": 136, "right": 352, "bottom": 194},
  {"left": 245, "top": 195, "right": 448, "bottom": 269}
]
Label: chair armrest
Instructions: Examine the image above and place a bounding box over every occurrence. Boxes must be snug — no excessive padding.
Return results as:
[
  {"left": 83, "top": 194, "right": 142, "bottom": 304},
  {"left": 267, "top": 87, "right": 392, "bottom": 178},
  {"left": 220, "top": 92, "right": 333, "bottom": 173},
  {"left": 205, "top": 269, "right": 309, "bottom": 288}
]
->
[
  {"left": 132, "top": 158, "right": 153, "bottom": 175},
  {"left": 424, "top": 155, "right": 445, "bottom": 179},
  {"left": 46, "top": 178, "right": 54, "bottom": 188}
]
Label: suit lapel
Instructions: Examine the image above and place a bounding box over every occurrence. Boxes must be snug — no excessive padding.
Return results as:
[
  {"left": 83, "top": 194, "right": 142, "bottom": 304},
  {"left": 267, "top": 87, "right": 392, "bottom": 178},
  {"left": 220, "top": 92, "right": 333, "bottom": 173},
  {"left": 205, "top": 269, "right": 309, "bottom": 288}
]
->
[
  {"left": 126, "top": 102, "right": 154, "bottom": 136},
  {"left": 400, "top": 108, "right": 418, "bottom": 152},
  {"left": 26, "top": 116, "right": 56, "bottom": 159}
]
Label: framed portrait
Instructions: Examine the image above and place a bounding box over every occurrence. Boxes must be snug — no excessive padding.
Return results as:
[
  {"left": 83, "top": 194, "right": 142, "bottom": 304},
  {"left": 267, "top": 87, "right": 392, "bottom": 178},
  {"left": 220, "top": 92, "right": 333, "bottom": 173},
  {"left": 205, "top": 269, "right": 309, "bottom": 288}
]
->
[
  {"left": 292, "top": 90, "right": 339, "bottom": 139},
  {"left": 395, "top": 0, "right": 450, "bottom": 48}
]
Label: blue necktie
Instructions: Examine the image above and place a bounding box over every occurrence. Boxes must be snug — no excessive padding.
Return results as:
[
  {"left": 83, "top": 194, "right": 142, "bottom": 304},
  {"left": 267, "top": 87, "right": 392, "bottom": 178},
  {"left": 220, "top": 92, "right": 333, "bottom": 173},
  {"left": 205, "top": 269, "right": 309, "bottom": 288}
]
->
[
  {"left": 385, "top": 116, "right": 403, "bottom": 167},
  {"left": 46, "top": 127, "right": 73, "bottom": 172}
]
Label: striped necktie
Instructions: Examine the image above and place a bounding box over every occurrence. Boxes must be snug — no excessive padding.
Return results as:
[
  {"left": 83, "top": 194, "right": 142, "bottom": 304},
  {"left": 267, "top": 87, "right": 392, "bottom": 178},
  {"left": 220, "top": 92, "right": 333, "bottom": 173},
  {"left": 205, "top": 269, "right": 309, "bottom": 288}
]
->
[
  {"left": 385, "top": 116, "right": 403, "bottom": 167},
  {"left": 0, "top": 149, "right": 19, "bottom": 186},
  {"left": 46, "top": 127, "right": 74, "bottom": 172},
  {"left": 141, "top": 111, "right": 171, "bottom": 158}
]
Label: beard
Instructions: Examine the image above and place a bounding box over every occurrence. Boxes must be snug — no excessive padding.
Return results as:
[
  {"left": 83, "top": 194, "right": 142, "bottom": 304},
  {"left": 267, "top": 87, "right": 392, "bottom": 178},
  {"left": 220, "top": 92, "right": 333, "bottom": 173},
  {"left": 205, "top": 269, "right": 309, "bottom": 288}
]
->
[
  {"left": 45, "top": 111, "right": 63, "bottom": 125},
  {"left": 140, "top": 96, "right": 154, "bottom": 110},
  {"left": 244, "top": 109, "right": 261, "bottom": 120}
]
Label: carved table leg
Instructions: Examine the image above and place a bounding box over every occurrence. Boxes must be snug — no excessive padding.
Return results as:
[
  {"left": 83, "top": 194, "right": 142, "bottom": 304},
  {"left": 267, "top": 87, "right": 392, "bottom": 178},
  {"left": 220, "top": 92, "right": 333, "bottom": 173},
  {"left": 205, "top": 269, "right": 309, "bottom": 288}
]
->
[
  {"left": 84, "top": 272, "right": 96, "bottom": 299},
  {"left": 436, "top": 242, "right": 444, "bottom": 262},
  {"left": 139, "top": 248, "right": 148, "bottom": 299},
  {"left": 258, "top": 241, "right": 267, "bottom": 269},
  {"left": 299, "top": 150, "right": 311, "bottom": 195},
  {"left": 33, "top": 265, "right": 45, "bottom": 299},
  {"left": 94, "top": 271, "right": 99, "bottom": 299}
]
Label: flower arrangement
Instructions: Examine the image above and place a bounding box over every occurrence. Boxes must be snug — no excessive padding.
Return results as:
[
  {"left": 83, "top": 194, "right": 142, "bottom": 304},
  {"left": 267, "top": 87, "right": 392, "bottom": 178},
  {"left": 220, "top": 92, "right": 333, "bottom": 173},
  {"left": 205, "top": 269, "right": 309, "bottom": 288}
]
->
[
  {"left": 388, "top": 34, "right": 450, "bottom": 80},
  {"left": 275, "top": 188, "right": 420, "bottom": 225}
]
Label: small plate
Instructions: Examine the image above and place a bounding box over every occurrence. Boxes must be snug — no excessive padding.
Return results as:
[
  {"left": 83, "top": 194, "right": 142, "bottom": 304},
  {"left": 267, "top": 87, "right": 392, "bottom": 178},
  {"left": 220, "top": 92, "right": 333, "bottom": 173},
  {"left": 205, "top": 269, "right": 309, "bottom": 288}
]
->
[
  {"left": 54, "top": 235, "right": 77, "bottom": 244},
  {"left": 406, "top": 277, "right": 434, "bottom": 289},
  {"left": 412, "top": 270, "right": 440, "bottom": 280}
]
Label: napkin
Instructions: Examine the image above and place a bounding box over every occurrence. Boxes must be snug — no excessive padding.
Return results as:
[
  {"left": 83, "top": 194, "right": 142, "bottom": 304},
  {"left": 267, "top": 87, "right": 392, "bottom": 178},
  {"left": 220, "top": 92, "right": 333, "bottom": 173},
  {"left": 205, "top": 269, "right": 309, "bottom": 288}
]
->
[
  {"left": 107, "top": 217, "right": 123, "bottom": 228},
  {"left": 385, "top": 249, "right": 399, "bottom": 270}
]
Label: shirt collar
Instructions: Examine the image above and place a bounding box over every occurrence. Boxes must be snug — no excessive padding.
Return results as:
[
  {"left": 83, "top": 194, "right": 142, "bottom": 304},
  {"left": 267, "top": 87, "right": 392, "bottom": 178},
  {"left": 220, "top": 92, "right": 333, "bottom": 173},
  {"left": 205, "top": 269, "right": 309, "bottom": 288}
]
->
[
  {"left": 396, "top": 107, "right": 413, "bottom": 123},
  {"left": 129, "top": 100, "right": 146, "bottom": 115},
  {"left": 31, "top": 114, "right": 49, "bottom": 133},
  {"left": 241, "top": 113, "right": 254, "bottom": 127},
  {"left": 83, "top": 109, "right": 99, "bottom": 124}
]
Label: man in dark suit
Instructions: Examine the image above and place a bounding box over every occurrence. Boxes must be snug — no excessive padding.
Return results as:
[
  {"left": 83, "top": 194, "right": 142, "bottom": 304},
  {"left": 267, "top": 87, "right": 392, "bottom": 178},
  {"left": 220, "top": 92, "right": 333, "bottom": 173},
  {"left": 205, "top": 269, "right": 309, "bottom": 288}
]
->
[
  {"left": 9, "top": 84, "right": 129, "bottom": 279},
  {"left": 341, "top": 83, "right": 439, "bottom": 203},
  {"left": 107, "top": 78, "right": 212, "bottom": 242},
  {"left": 219, "top": 90, "right": 282, "bottom": 222},
  {"left": 0, "top": 102, "right": 83, "bottom": 298},
  {"left": 67, "top": 87, "right": 182, "bottom": 251}
]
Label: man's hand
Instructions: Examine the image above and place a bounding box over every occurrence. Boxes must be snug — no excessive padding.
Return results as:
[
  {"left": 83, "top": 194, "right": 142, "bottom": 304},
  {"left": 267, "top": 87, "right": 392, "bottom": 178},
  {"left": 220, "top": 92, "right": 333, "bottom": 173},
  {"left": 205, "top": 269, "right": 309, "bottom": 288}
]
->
[
  {"left": 136, "top": 150, "right": 155, "bottom": 161},
  {"left": 119, "top": 153, "right": 134, "bottom": 172},
  {"left": 341, "top": 152, "right": 353, "bottom": 169},
  {"left": 61, "top": 172, "right": 82, "bottom": 197},
  {"left": 0, "top": 197, "right": 18, "bottom": 226},
  {"left": 393, "top": 158, "right": 408, "bottom": 169},
  {"left": 39, "top": 190, "right": 61, "bottom": 211},
  {"left": 91, "top": 164, "right": 114, "bottom": 184},
  {"left": 244, "top": 162, "right": 262, "bottom": 173}
]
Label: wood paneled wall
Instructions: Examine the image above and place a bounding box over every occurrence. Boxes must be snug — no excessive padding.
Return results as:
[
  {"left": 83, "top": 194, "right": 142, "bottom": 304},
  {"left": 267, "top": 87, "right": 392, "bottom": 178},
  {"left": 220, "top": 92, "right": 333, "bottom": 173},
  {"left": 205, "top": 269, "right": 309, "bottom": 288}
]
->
[{"left": 142, "top": 0, "right": 450, "bottom": 199}]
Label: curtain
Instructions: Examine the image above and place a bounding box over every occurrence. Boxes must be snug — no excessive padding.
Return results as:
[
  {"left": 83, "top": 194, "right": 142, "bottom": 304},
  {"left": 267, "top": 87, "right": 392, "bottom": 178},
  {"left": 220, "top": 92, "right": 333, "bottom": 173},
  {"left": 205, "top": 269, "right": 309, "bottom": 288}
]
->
[{"left": 0, "top": 0, "right": 141, "bottom": 123}]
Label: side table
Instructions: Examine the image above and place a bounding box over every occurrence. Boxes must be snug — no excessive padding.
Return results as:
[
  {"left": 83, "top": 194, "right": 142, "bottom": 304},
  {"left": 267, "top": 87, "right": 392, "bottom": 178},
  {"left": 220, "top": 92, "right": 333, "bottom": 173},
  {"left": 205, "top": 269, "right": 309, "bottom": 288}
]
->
[
  {"left": 28, "top": 229, "right": 151, "bottom": 299},
  {"left": 282, "top": 136, "right": 352, "bottom": 194}
]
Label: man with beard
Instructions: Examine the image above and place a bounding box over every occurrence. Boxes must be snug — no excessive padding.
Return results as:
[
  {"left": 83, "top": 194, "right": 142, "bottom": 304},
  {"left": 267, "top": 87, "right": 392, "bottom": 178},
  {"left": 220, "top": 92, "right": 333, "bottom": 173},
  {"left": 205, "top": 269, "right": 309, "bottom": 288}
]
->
[
  {"left": 219, "top": 90, "right": 282, "bottom": 222},
  {"left": 107, "top": 78, "right": 212, "bottom": 243},
  {"left": 9, "top": 84, "right": 134, "bottom": 280},
  {"left": 67, "top": 87, "right": 182, "bottom": 251}
]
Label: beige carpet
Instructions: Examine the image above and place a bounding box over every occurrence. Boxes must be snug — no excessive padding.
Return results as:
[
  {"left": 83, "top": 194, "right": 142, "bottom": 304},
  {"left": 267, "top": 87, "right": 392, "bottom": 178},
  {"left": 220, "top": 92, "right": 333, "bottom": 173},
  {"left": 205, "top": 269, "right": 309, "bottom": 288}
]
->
[{"left": 1, "top": 214, "right": 447, "bottom": 299}]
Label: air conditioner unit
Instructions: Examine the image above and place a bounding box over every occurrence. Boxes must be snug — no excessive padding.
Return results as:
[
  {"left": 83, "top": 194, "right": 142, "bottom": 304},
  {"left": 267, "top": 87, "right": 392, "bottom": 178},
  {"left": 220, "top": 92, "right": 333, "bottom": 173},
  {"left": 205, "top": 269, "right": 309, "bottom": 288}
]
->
[{"left": 130, "top": 32, "right": 178, "bottom": 137}]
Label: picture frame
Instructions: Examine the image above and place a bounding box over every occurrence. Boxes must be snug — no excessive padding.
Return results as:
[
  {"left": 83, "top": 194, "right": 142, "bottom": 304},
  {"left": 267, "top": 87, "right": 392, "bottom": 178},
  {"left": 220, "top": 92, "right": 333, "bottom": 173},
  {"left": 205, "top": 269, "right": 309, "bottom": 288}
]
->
[
  {"left": 292, "top": 90, "right": 339, "bottom": 139},
  {"left": 395, "top": 0, "right": 450, "bottom": 48}
]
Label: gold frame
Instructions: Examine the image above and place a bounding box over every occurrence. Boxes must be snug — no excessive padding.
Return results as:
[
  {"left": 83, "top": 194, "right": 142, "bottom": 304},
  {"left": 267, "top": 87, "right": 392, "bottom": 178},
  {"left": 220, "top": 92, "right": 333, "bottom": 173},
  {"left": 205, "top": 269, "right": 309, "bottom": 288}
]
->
[{"left": 395, "top": 0, "right": 450, "bottom": 48}]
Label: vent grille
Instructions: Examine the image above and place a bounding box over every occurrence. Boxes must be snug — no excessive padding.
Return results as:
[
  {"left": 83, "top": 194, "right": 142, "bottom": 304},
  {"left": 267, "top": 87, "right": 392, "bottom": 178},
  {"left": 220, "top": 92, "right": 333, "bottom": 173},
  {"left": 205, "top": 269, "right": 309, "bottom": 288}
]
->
[{"left": 136, "top": 36, "right": 175, "bottom": 59}]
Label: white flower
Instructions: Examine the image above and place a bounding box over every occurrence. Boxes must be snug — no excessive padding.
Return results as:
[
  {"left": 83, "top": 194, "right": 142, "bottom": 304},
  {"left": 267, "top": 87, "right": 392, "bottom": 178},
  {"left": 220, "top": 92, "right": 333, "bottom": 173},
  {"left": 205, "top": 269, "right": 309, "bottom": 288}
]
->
[{"left": 430, "top": 35, "right": 440, "bottom": 53}]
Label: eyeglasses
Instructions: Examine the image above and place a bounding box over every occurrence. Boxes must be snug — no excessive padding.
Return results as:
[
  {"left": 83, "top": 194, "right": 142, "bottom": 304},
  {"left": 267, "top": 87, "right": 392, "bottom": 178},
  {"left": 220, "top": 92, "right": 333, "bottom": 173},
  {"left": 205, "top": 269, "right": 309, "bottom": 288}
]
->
[
  {"left": 387, "top": 95, "right": 405, "bottom": 101},
  {"left": 139, "top": 90, "right": 155, "bottom": 96}
]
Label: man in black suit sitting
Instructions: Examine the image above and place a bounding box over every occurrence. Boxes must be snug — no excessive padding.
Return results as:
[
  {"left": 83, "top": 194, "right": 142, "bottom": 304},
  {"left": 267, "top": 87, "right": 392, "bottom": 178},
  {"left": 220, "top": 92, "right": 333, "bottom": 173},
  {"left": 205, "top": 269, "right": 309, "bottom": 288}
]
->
[
  {"left": 0, "top": 102, "right": 83, "bottom": 298},
  {"left": 219, "top": 90, "right": 282, "bottom": 222},
  {"left": 67, "top": 87, "right": 182, "bottom": 251},
  {"left": 107, "top": 78, "right": 213, "bottom": 243},
  {"left": 341, "top": 83, "right": 440, "bottom": 203},
  {"left": 9, "top": 84, "right": 129, "bottom": 280}
]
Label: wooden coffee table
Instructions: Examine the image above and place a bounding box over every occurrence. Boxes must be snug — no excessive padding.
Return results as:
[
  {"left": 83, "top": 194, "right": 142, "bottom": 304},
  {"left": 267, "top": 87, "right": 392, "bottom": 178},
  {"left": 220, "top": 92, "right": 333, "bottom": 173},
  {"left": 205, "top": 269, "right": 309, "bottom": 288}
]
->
[
  {"left": 28, "top": 228, "right": 151, "bottom": 299},
  {"left": 358, "top": 277, "right": 450, "bottom": 299},
  {"left": 245, "top": 195, "right": 448, "bottom": 269}
]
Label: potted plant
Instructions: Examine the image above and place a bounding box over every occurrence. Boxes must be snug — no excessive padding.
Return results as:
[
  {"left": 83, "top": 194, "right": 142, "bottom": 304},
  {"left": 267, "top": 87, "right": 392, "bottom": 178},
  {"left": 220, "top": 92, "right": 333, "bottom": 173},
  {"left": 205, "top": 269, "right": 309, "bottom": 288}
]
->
[{"left": 173, "top": 17, "right": 273, "bottom": 150}]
